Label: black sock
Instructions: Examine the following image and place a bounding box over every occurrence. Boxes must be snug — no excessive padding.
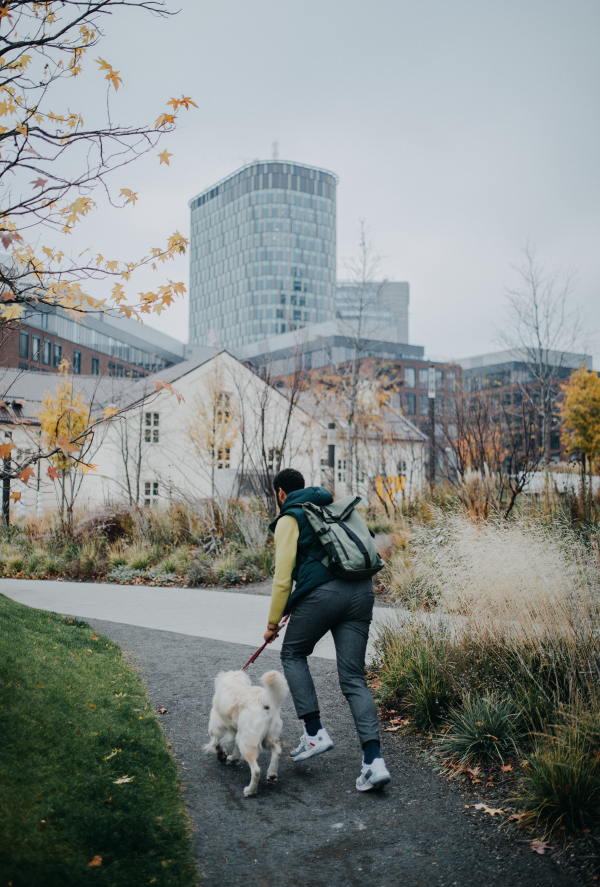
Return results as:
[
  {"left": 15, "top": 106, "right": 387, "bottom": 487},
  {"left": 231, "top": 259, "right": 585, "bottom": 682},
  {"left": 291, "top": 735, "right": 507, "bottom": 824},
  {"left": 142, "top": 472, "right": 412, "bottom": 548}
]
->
[
  {"left": 303, "top": 714, "right": 322, "bottom": 736},
  {"left": 362, "top": 739, "right": 380, "bottom": 765}
]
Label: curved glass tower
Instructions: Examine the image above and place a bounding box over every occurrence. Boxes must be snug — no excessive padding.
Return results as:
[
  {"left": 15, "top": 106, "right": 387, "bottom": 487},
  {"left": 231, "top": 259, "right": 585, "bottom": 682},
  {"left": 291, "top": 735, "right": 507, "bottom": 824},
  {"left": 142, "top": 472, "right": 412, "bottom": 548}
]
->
[{"left": 188, "top": 161, "right": 337, "bottom": 350}]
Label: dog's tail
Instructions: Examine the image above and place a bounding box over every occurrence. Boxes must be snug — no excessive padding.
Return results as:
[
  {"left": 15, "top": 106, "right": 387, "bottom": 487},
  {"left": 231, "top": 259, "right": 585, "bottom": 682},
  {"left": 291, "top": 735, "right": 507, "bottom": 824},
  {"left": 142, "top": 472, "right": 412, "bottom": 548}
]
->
[{"left": 260, "top": 670, "right": 288, "bottom": 709}]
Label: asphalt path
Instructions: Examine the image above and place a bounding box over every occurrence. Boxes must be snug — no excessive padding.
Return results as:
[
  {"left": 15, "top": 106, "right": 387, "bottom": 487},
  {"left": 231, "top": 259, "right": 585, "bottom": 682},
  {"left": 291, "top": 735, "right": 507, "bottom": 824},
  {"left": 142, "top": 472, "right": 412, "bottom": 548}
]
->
[{"left": 80, "top": 618, "right": 576, "bottom": 887}]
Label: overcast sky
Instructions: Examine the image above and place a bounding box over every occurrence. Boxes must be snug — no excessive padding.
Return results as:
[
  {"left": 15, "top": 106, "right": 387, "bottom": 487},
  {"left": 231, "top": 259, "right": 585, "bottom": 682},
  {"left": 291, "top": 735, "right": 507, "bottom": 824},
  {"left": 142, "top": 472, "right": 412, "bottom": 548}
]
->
[{"left": 65, "top": 0, "right": 600, "bottom": 364}]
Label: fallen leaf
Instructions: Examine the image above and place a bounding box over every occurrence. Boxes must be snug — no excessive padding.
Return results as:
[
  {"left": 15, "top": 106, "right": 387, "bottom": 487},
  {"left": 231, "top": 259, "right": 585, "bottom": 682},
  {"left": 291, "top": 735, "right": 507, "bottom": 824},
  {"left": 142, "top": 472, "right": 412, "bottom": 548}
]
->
[
  {"left": 157, "top": 708, "right": 168, "bottom": 714},
  {"left": 114, "top": 775, "right": 134, "bottom": 784},
  {"left": 467, "top": 766, "right": 482, "bottom": 778},
  {"left": 509, "top": 813, "right": 527, "bottom": 822},
  {"left": 91, "top": 634, "right": 98, "bottom": 641},
  {"left": 103, "top": 749, "right": 120, "bottom": 761},
  {"left": 86, "top": 649, "right": 93, "bottom": 653},
  {"left": 531, "top": 840, "right": 553, "bottom": 855},
  {"left": 501, "top": 763, "right": 513, "bottom": 772},
  {"left": 88, "top": 855, "right": 102, "bottom": 867},
  {"left": 474, "top": 803, "right": 505, "bottom": 817},
  {"left": 89, "top": 704, "right": 96, "bottom": 709}
]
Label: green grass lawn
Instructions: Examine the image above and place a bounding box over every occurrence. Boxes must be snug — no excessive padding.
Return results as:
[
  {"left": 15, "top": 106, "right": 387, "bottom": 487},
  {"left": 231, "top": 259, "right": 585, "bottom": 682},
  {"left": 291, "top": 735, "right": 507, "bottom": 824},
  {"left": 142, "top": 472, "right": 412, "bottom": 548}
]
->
[{"left": 0, "top": 594, "right": 198, "bottom": 887}]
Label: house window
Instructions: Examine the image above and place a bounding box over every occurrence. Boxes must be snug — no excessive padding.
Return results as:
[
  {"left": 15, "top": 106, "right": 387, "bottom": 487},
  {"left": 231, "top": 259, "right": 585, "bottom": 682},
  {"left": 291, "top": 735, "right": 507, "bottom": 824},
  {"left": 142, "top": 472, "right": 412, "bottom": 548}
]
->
[
  {"left": 32, "top": 335, "right": 40, "bottom": 362},
  {"left": 19, "top": 331, "right": 29, "bottom": 359},
  {"left": 116, "top": 365, "right": 123, "bottom": 378},
  {"left": 419, "top": 394, "right": 429, "bottom": 415},
  {"left": 418, "top": 368, "right": 428, "bottom": 389},
  {"left": 216, "top": 393, "right": 230, "bottom": 422},
  {"left": 337, "top": 459, "right": 346, "bottom": 483},
  {"left": 447, "top": 370, "right": 457, "bottom": 392},
  {"left": 404, "top": 393, "right": 416, "bottom": 415},
  {"left": 53, "top": 343, "right": 62, "bottom": 367},
  {"left": 436, "top": 369, "right": 444, "bottom": 390},
  {"left": 267, "top": 447, "right": 281, "bottom": 470},
  {"left": 217, "top": 447, "right": 230, "bottom": 469},
  {"left": 404, "top": 367, "right": 416, "bottom": 388},
  {"left": 42, "top": 340, "right": 51, "bottom": 365},
  {"left": 73, "top": 350, "right": 81, "bottom": 374},
  {"left": 144, "top": 413, "right": 159, "bottom": 443},
  {"left": 108, "top": 361, "right": 116, "bottom": 377},
  {"left": 144, "top": 481, "right": 159, "bottom": 505},
  {"left": 397, "top": 461, "right": 407, "bottom": 476},
  {"left": 91, "top": 357, "right": 99, "bottom": 375}
]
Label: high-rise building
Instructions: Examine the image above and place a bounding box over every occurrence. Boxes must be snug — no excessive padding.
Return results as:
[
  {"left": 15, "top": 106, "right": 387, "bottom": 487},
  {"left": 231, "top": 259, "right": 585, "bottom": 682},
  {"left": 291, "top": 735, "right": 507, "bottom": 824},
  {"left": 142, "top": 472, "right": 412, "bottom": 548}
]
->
[
  {"left": 188, "top": 161, "right": 337, "bottom": 350},
  {"left": 336, "top": 281, "right": 409, "bottom": 344}
]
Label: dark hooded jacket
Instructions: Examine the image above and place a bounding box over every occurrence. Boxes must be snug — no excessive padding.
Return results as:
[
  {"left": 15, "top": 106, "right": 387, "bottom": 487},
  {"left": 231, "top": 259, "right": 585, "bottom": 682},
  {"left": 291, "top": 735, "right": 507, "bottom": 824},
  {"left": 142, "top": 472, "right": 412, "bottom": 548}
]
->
[{"left": 269, "top": 486, "right": 334, "bottom": 614}]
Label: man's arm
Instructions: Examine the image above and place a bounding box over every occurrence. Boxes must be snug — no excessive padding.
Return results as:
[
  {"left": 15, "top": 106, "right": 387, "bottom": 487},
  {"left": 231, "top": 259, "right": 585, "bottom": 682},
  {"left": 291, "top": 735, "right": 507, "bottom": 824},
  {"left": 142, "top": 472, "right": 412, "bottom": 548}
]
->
[{"left": 264, "top": 514, "right": 299, "bottom": 642}]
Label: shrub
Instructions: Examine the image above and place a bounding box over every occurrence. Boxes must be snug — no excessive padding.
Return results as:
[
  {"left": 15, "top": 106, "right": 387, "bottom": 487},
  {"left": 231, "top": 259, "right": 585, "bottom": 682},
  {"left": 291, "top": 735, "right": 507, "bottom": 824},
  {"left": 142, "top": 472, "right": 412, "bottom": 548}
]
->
[
  {"left": 437, "top": 694, "right": 524, "bottom": 766},
  {"left": 41, "top": 555, "right": 64, "bottom": 575},
  {"left": 5, "top": 554, "right": 25, "bottom": 574},
  {"left": 74, "top": 504, "right": 134, "bottom": 543},
  {"left": 375, "top": 617, "right": 455, "bottom": 729},
  {"left": 185, "top": 559, "right": 213, "bottom": 588},
  {"left": 517, "top": 726, "right": 600, "bottom": 834},
  {"left": 233, "top": 509, "right": 268, "bottom": 553},
  {"left": 106, "top": 566, "right": 145, "bottom": 584},
  {"left": 127, "top": 547, "right": 157, "bottom": 571}
]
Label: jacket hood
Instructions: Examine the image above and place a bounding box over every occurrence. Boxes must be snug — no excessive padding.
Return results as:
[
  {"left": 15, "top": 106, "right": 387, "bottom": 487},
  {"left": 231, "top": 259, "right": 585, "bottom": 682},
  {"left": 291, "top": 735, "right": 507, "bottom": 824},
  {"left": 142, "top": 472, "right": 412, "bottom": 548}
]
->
[{"left": 282, "top": 486, "right": 334, "bottom": 511}]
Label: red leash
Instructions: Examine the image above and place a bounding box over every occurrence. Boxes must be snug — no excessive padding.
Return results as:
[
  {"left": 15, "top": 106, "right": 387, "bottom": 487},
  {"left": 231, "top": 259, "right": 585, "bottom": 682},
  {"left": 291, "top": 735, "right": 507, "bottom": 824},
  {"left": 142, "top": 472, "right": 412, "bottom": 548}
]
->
[{"left": 242, "top": 613, "right": 291, "bottom": 670}]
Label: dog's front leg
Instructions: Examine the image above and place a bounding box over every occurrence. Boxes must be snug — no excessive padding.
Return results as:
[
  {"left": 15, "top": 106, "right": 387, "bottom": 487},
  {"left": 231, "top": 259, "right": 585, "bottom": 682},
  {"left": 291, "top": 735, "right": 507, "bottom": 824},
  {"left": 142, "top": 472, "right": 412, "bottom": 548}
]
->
[
  {"left": 242, "top": 750, "right": 260, "bottom": 798},
  {"left": 266, "top": 740, "right": 282, "bottom": 784}
]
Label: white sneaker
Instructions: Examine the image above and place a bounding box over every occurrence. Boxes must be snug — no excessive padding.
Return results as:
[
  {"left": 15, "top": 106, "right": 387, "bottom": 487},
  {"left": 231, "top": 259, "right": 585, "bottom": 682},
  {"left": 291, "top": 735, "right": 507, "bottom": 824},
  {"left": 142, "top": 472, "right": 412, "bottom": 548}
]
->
[
  {"left": 356, "top": 757, "right": 391, "bottom": 791},
  {"left": 290, "top": 727, "right": 334, "bottom": 762}
]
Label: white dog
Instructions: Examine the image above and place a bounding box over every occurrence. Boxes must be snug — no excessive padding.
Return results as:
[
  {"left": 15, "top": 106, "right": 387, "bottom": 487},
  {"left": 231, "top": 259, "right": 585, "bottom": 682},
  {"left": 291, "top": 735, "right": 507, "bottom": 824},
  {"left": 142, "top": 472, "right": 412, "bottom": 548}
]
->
[{"left": 204, "top": 669, "right": 288, "bottom": 797}]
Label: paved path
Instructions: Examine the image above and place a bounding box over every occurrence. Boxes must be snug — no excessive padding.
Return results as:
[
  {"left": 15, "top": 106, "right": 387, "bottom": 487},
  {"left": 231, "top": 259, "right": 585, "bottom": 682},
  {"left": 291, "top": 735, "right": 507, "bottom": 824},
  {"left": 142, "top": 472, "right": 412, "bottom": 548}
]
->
[
  {"left": 2, "top": 580, "right": 577, "bottom": 885},
  {"left": 0, "top": 578, "right": 395, "bottom": 660},
  {"left": 87, "top": 621, "right": 575, "bottom": 887}
]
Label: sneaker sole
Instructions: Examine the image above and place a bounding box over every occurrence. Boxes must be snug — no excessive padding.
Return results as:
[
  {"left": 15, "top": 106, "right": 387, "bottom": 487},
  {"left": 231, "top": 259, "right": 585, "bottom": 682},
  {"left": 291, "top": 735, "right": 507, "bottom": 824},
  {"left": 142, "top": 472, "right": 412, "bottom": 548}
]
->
[
  {"left": 290, "top": 742, "right": 334, "bottom": 762},
  {"left": 356, "top": 773, "right": 391, "bottom": 792}
]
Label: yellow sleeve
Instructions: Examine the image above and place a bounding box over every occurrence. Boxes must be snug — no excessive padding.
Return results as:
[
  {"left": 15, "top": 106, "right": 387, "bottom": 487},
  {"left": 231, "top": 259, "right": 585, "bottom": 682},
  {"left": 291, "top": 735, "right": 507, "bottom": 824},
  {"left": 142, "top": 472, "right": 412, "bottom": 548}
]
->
[{"left": 268, "top": 514, "right": 299, "bottom": 624}]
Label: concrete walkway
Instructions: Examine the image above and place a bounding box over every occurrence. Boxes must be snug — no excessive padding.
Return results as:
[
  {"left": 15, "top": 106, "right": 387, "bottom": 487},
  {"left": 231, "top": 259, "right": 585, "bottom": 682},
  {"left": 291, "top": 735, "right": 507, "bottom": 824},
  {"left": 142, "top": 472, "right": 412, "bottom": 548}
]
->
[{"left": 0, "top": 578, "right": 394, "bottom": 660}]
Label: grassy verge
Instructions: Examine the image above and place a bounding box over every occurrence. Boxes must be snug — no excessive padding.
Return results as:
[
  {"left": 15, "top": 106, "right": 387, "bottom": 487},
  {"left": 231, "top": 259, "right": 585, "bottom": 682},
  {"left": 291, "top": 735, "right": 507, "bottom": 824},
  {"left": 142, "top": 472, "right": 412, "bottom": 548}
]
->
[{"left": 0, "top": 594, "right": 198, "bottom": 887}]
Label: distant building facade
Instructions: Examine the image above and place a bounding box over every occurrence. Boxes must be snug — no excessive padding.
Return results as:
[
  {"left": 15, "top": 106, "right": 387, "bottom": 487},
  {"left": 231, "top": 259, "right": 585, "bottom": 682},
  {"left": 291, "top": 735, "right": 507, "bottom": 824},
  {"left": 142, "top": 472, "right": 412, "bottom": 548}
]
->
[
  {"left": 336, "top": 281, "right": 409, "bottom": 344},
  {"left": 458, "top": 349, "right": 594, "bottom": 461},
  {"left": 2, "top": 305, "right": 196, "bottom": 377},
  {"left": 188, "top": 161, "right": 337, "bottom": 350}
]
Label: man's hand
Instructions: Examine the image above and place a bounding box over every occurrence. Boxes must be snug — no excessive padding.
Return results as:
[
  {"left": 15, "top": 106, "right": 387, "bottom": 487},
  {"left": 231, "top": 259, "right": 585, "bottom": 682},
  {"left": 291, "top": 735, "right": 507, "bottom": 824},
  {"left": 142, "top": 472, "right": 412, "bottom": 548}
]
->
[{"left": 264, "top": 622, "right": 281, "bottom": 643}]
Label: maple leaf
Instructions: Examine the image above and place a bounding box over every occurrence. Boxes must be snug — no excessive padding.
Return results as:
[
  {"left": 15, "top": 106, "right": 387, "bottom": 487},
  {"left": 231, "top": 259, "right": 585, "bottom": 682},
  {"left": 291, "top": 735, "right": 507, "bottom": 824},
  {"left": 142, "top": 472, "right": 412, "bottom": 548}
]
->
[
  {"left": 155, "top": 113, "right": 176, "bottom": 129},
  {"left": 30, "top": 177, "right": 48, "bottom": 189},
  {"left": 474, "top": 803, "right": 505, "bottom": 816},
  {"left": 509, "top": 813, "right": 527, "bottom": 822},
  {"left": 47, "top": 465, "right": 61, "bottom": 481},
  {"left": 56, "top": 437, "right": 79, "bottom": 456},
  {"left": 10, "top": 491, "right": 21, "bottom": 502},
  {"left": 167, "top": 95, "right": 198, "bottom": 111},
  {"left": 530, "top": 840, "right": 553, "bottom": 855},
  {"left": 157, "top": 708, "right": 168, "bottom": 714},
  {"left": 80, "top": 463, "right": 97, "bottom": 475},
  {"left": 91, "top": 634, "right": 98, "bottom": 641},
  {"left": 18, "top": 466, "right": 35, "bottom": 485},
  {"left": 0, "top": 442, "right": 16, "bottom": 458},
  {"left": 119, "top": 188, "right": 138, "bottom": 206},
  {"left": 501, "top": 763, "right": 513, "bottom": 772},
  {"left": 88, "top": 856, "right": 102, "bottom": 867},
  {"left": 106, "top": 260, "right": 118, "bottom": 272},
  {"left": 114, "top": 775, "right": 134, "bottom": 784},
  {"left": 103, "top": 406, "right": 120, "bottom": 419},
  {"left": 158, "top": 150, "right": 172, "bottom": 165}
]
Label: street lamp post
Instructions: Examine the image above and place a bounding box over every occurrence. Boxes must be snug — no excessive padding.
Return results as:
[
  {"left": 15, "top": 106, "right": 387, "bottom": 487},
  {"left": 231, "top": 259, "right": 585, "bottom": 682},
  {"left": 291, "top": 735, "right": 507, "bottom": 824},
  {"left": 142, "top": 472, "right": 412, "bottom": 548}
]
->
[
  {"left": 327, "top": 422, "right": 336, "bottom": 497},
  {"left": 428, "top": 366, "right": 436, "bottom": 489}
]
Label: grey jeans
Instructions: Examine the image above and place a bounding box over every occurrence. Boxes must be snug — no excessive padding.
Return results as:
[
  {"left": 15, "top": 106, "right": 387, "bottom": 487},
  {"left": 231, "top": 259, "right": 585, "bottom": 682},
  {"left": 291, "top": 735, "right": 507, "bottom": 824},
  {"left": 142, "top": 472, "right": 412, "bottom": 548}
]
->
[{"left": 280, "top": 578, "right": 380, "bottom": 746}]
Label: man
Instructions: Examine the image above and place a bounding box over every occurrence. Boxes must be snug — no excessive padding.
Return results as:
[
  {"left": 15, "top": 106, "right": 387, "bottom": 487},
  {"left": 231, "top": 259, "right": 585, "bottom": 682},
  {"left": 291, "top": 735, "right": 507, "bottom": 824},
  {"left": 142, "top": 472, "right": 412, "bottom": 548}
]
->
[{"left": 264, "top": 467, "right": 391, "bottom": 792}]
